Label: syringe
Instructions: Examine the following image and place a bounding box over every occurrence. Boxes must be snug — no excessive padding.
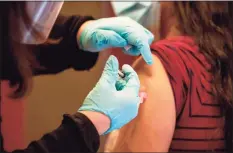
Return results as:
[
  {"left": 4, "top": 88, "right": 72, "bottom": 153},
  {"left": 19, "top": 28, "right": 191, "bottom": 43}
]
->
[
  {"left": 117, "top": 45, "right": 132, "bottom": 79},
  {"left": 118, "top": 70, "right": 125, "bottom": 78}
]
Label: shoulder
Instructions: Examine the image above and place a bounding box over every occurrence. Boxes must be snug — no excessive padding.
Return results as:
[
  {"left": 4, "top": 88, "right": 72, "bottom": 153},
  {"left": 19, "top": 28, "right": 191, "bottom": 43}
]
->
[
  {"left": 121, "top": 54, "right": 176, "bottom": 151},
  {"left": 132, "top": 53, "right": 174, "bottom": 105},
  {"left": 133, "top": 36, "right": 195, "bottom": 89},
  {"left": 133, "top": 36, "right": 198, "bottom": 117}
]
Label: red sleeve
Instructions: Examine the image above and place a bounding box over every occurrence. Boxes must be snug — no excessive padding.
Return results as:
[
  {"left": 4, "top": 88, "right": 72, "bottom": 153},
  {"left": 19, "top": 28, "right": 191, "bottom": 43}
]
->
[{"left": 150, "top": 39, "right": 193, "bottom": 118}]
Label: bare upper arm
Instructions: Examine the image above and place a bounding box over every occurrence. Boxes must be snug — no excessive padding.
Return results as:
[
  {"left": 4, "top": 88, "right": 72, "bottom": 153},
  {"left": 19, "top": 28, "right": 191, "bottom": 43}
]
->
[{"left": 109, "top": 54, "right": 176, "bottom": 152}]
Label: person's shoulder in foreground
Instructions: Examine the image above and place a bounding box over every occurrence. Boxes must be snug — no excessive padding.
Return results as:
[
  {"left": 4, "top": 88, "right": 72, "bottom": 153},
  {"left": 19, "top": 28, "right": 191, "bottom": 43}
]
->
[
  {"left": 106, "top": 36, "right": 225, "bottom": 152},
  {"left": 135, "top": 36, "right": 224, "bottom": 152}
]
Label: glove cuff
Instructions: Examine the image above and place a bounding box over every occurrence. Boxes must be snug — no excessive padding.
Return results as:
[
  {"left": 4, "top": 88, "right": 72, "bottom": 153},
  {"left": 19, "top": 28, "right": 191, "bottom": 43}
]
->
[{"left": 78, "top": 106, "right": 114, "bottom": 135}]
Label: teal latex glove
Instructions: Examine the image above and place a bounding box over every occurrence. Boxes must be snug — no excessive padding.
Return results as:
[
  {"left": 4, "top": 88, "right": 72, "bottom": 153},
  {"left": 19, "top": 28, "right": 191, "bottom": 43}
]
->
[
  {"left": 78, "top": 55, "right": 141, "bottom": 134},
  {"left": 78, "top": 17, "right": 154, "bottom": 65}
]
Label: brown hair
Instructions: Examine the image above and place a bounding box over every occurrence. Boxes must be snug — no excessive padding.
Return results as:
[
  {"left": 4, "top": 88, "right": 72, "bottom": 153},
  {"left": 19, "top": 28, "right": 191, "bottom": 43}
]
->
[
  {"left": 174, "top": 2, "right": 232, "bottom": 152},
  {"left": 1, "top": 2, "right": 46, "bottom": 98}
]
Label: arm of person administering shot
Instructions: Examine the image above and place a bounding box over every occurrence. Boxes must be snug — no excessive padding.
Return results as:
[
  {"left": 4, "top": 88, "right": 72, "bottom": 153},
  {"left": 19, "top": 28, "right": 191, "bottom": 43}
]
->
[
  {"left": 2, "top": 56, "right": 144, "bottom": 153},
  {"left": 32, "top": 14, "right": 154, "bottom": 76},
  {"left": 108, "top": 54, "right": 176, "bottom": 152},
  {"left": 32, "top": 15, "right": 99, "bottom": 75}
]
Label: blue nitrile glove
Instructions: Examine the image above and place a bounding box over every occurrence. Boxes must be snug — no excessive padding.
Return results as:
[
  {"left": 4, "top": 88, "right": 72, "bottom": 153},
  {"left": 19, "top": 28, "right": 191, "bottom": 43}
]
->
[
  {"left": 78, "top": 17, "right": 154, "bottom": 65},
  {"left": 78, "top": 55, "right": 141, "bottom": 134}
]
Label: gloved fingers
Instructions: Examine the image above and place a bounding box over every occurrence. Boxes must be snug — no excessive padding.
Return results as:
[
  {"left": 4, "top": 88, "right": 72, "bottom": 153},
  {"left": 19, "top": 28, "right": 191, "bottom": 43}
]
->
[
  {"left": 121, "top": 64, "right": 138, "bottom": 78},
  {"left": 123, "top": 31, "right": 153, "bottom": 65},
  {"left": 122, "top": 46, "right": 141, "bottom": 56},
  {"left": 121, "top": 64, "right": 140, "bottom": 94},
  {"left": 99, "top": 55, "right": 119, "bottom": 85},
  {"left": 138, "top": 41, "right": 153, "bottom": 65},
  {"left": 92, "top": 29, "right": 128, "bottom": 50},
  {"left": 81, "top": 29, "right": 127, "bottom": 52},
  {"left": 120, "top": 17, "right": 154, "bottom": 44},
  {"left": 144, "top": 28, "right": 155, "bottom": 45},
  {"left": 122, "top": 29, "right": 153, "bottom": 56},
  {"left": 125, "top": 41, "right": 153, "bottom": 65},
  {"left": 115, "top": 79, "right": 126, "bottom": 91}
]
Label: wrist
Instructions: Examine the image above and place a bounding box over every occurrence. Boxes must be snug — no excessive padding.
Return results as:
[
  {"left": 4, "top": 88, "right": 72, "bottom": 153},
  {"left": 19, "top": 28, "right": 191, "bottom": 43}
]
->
[{"left": 79, "top": 111, "right": 110, "bottom": 135}]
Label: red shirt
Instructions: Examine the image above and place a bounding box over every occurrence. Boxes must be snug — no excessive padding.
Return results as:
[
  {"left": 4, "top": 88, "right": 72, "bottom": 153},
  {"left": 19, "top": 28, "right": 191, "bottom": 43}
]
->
[{"left": 150, "top": 36, "right": 225, "bottom": 152}]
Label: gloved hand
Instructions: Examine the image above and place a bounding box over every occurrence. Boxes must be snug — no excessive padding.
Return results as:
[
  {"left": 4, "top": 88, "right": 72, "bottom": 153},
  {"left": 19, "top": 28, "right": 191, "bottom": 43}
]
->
[
  {"left": 78, "top": 55, "right": 141, "bottom": 134},
  {"left": 78, "top": 17, "right": 154, "bottom": 65}
]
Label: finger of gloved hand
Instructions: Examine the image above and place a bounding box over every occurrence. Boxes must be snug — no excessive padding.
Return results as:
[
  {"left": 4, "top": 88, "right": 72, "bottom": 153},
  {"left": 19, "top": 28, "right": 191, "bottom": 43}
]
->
[
  {"left": 83, "top": 29, "right": 128, "bottom": 51},
  {"left": 138, "top": 41, "right": 153, "bottom": 65},
  {"left": 115, "top": 79, "right": 126, "bottom": 91},
  {"left": 122, "top": 43, "right": 153, "bottom": 65},
  {"left": 99, "top": 55, "right": 119, "bottom": 85},
  {"left": 121, "top": 64, "right": 140, "bottom": 94},
  {"left": 123, "top": 73, "right": 140, "bottom": 94},
  {"left": 122, "top": 46, "right": 141, "bottom": 56},
  {"left": 122, "top": 29, "right": 153, "bottom": 54},
  {"left": 143, "top": 28, "right": 155, "bottom": 44},
  {"left": 123, "top": 30, "right": 153, "bottom": 65},
  {"left": 93, "top": 29, "right": 128, "bottom": 50},
  {"left": 98, "top": 17, "right": 136, "bottom": 33},
  {"left": 121, "top": 64, "right": 137, "bottom": 77}
]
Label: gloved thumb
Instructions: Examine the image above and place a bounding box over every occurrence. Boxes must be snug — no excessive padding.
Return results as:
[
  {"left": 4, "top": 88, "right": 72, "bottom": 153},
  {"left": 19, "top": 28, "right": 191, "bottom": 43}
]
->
[
  {"left": 121, "top": 64, "right": 140, "bottom": 94},
  {"left": 99, "top": 55, "right": 119, "bottom": 85}
]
